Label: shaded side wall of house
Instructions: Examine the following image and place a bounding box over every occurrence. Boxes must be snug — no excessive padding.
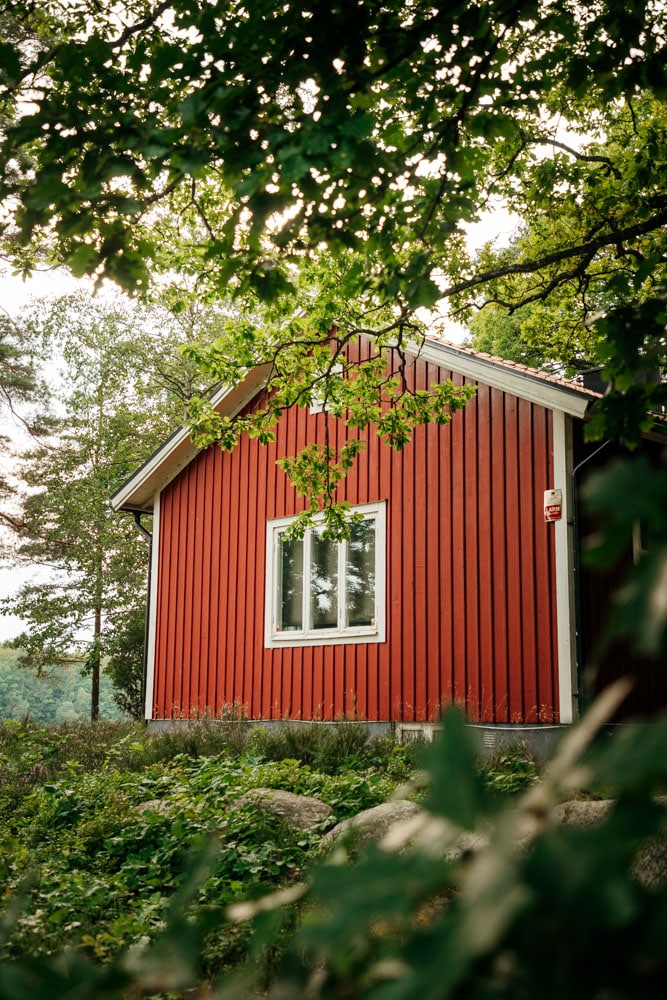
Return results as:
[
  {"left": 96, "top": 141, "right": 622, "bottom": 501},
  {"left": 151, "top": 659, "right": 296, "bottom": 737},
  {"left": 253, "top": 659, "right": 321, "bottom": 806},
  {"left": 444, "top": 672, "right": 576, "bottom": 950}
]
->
[
  {"left": 151, "top": 343, "right": 559, "bottom": 724},
  {"left": 574, "top": 428, "right": 667, "bottom": 720}
]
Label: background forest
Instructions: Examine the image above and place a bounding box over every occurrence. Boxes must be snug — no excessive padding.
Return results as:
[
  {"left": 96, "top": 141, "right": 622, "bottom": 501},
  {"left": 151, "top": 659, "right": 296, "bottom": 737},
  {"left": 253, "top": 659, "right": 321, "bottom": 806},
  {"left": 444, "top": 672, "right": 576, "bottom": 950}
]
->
[
  {"left": 0, "top": 645, "right": 120, "bottom": 721},
  {"left": 0, "top": 290, "right": 233, "bottom": 720}
]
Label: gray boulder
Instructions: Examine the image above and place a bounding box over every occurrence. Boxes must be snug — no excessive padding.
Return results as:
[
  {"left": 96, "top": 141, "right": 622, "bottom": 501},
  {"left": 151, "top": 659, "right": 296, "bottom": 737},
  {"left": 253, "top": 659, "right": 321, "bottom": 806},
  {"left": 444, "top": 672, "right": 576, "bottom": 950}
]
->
[
  {"left": 634, "top": 834, "right": 667, "bottom": 890},
  {"left": 553, "top": 798, "right": 667, "bottom": 889},
  {"left": 322, "top": 795, "right": 667, "bottom": 890},
  {"left": 322, "top": 799, "right": 424, "bottom": 850},
  {"left": 552, "top": 799, "right": 613, "bottom": 826},
  {"left": 235, "top": 788, "right": 333, "bottom": 831}
]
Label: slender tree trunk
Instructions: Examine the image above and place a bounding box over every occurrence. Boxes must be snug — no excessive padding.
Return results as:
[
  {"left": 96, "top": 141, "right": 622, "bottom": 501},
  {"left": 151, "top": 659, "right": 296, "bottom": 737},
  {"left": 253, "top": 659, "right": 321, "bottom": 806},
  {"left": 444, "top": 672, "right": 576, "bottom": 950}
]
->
[
  {"left": 91, "top": 526, "right": 104, "bottom": 723},
  {"left": 90, "top": 605, "right": 101, "bottom": 722},
  {"left": 91, "top": 388, "right": 104, "bottom": 724}
]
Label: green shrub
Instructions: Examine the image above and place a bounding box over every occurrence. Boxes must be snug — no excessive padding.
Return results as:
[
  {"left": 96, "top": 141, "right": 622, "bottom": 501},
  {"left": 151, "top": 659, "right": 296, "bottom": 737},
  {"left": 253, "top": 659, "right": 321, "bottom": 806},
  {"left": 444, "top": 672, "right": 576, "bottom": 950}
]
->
[
  {"left": 481, "top": 744, "right": 539, "bottom": 795},
  {"left": 248, "top": 722, "right": 421, "bottom": 776},
  {"left": 103, "top": 611, "right": 145, "bottom": 719},
  {"left": 0, "top": 755, "right": 320, "bottom": 969},
  {"left": 4, "top": 703, "right": 667, "bottom": 999},
  {"left": 367, "top": 737, "right": 424, "bottom": 779},
  {"left": 226, "top": 703, "right": 667, "bottom": 999},
  {"left": 0, "top": 716, "right": 254, "bottom": 820}
]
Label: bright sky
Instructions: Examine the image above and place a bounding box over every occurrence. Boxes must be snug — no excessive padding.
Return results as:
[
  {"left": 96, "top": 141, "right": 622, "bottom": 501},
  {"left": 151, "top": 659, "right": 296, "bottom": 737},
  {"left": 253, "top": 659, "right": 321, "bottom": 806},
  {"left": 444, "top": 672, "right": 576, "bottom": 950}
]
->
[{"left": 0, "top": 265, "right": 86, "bottom": 310}]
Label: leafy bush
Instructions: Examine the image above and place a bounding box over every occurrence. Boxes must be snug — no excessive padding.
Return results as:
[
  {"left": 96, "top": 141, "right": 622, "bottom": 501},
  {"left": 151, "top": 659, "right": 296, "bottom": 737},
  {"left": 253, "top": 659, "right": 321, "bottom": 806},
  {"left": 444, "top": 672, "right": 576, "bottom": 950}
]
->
[
  {"left": 4, "top": 699, "right": 667, "bottom": 999},
  {"left": 103, "top": 610, "right": 145, "bottom": 719},
  {"left": 2, "top": 761, "right": 302, "bottom": 969},
  {"left": 248, "top": 721, "right": 423, "bottom": 776},
  {"left": 249, "top": 721, "right": 366, "bottom": 772},
  {"left": 231, "top": 697, "right": 667, "bottom": 999},
  {"left": 0, "top": 717, "right": 249, "bottom": 817},
  {"left": 0, "top": 720, "right": 400, "bottom": 988}
]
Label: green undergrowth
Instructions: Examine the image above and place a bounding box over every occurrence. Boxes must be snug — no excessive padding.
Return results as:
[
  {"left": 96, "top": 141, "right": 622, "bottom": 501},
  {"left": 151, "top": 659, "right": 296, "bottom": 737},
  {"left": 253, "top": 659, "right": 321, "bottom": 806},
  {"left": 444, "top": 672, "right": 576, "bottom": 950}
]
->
[
  {"left": 481, "top": 744, "right": 540, "bottom": 796},
  {"left": 0, "top": 719, "right": 413, "bottom": 982},
  {"left": 0, "top": 719, "right": 538, "bottom": 994},
  {"left": 0, "top": 717, "right": 420, "bottom": 814}
]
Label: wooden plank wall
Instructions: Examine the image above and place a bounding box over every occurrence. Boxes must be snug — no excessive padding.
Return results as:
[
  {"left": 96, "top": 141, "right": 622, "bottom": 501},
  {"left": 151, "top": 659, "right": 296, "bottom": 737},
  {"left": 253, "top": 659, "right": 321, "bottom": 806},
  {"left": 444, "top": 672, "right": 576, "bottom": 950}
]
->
[{"left": 152, "top": 343, "right": 559, "bottom": 724}]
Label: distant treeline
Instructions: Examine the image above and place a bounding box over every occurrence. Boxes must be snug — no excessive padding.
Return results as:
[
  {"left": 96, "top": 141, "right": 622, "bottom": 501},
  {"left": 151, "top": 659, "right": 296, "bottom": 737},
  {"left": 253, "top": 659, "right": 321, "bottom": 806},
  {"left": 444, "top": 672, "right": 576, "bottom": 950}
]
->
[{"left": 0, "top": 645, "right": 125, "bottom": 722}]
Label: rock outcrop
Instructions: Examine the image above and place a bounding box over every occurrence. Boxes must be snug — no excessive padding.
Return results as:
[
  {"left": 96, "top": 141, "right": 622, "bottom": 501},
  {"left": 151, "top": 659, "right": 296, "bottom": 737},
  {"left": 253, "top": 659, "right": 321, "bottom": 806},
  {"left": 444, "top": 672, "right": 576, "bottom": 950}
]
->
[
  {"left": 228, "top": 788, "right": 667, "bottom": 889},
  {"left": 322, "top": 799, "right": 424, "bottom": 849}
]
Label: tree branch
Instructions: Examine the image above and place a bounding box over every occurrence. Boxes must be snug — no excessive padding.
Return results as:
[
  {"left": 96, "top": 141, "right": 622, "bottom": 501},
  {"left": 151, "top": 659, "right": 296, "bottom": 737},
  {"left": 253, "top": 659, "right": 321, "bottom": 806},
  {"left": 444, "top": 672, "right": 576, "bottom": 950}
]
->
[
  {"left": 441, "top": 209, "right": 667, "bottom": 303},
  {"left": 110, "top": 0, "right": 174, "bottom": 49},
  {"left": 0, "top": 510, "right": 75, "bottom": 549},
  {"left": 522, "top": 136, "right": 622, "bottom": 178},
  {"left": 502, "top": 255, "right": 597, "bottom": 311}
]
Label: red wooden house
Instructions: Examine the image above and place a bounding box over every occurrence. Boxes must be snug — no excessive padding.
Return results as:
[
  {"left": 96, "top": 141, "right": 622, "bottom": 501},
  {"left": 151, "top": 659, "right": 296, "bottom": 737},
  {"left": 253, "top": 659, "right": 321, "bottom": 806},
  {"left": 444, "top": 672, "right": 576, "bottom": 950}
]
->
[{"left": 112, "top": 338, "right": 664, "bottom": 743}]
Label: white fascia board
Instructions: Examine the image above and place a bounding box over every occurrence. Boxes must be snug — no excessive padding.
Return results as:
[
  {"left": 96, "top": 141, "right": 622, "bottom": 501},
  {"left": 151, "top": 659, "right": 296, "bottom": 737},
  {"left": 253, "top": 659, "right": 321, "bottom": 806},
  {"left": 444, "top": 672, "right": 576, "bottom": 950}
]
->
[
  {"left": 111, "top": 365, "right": 272, "bottom": 513},
  {"left": 407, "top": 339, "right": 592, "bottom": 419}
]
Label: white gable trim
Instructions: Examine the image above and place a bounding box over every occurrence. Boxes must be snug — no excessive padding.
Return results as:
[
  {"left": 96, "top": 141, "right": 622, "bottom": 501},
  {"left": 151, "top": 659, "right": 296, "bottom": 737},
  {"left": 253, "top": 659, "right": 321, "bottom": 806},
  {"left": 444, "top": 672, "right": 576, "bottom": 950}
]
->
[
  {"left": 409, "top": 339, "right": 591, "bottom": 419},
  {"left": 111, "top": 364, "right": 272, "bottom": 513}
]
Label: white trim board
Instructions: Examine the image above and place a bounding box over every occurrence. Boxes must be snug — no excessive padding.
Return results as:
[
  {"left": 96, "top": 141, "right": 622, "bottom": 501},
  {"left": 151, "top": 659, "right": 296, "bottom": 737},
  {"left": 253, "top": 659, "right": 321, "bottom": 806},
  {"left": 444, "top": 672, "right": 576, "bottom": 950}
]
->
[
  {"left": 552, "top": 410, "right": 578, "bottom": 724},
  {"left": 111, "top": 365, "right": 272, "bottom": 514},
  {"left": 143, "top": 491, "right": 160, "bottom": 721},
  {"left": 409, "top": 339, "right": 592, "bottom": 419}
]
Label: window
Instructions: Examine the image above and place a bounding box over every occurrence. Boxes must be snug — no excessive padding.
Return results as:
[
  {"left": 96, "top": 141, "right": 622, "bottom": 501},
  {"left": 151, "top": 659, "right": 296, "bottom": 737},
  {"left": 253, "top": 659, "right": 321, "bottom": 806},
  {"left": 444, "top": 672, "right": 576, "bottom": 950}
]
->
[{"left": 265, "top": 502, "right": 386, "bottom": 647}]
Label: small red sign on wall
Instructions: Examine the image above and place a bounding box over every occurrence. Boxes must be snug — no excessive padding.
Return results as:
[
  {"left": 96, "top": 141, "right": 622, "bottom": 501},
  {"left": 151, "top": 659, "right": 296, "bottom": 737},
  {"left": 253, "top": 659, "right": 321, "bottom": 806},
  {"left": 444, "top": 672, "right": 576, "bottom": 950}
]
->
[{"left": 544, "top": 489, "right": 562, "bottom": 522}]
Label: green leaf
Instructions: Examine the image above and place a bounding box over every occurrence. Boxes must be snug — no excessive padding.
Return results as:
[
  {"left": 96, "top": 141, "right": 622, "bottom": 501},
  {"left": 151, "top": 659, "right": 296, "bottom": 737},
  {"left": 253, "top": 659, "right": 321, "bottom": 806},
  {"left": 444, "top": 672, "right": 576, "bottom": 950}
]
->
[
  {"left": 0, "top": 42, "right": 21, "bottom": 84},
  {"left": 67, "top": 243, "right": 99, "bottom": 277},
  {"left": 406, "top": 276, "right": 442, "bottom": 310}
]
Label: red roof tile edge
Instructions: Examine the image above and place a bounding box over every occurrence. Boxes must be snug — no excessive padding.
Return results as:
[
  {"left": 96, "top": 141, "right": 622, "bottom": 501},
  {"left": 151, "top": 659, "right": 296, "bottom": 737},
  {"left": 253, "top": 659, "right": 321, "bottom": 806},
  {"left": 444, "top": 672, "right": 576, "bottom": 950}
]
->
[{"left": 423, "top": 336, "right": 601, "bottom": 397}]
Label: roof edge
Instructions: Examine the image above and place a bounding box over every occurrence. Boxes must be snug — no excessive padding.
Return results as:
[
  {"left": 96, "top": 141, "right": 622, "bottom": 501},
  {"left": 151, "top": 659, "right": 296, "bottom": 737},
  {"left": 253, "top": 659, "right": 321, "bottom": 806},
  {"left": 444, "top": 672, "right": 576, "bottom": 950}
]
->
[
  {"left": 111, "top": 365, "right": 272, "bottom": 513},
  {"left": 407, "top": 338, "right": 593, "bottom": 419}
]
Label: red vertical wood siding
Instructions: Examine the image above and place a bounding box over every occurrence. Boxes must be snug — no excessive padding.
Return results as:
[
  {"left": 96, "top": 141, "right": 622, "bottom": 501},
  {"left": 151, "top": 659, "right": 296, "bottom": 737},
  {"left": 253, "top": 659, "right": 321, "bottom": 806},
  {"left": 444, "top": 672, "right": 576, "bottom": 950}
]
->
[{"left": 151, "top": 347, "right": 558, "bottom": 723}]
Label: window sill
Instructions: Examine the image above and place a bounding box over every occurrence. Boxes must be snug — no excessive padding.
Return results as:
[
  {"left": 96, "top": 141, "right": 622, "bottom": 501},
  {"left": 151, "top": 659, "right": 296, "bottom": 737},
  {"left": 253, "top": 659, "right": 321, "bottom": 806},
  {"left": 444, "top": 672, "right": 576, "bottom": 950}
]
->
[{"left": 266, "top": 627, "right": 384, "bottom": 649}]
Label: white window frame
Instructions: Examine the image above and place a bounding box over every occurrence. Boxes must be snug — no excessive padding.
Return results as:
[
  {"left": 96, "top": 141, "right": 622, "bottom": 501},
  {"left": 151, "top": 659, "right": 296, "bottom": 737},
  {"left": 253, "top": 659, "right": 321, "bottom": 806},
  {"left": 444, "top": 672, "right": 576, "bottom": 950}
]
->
[{"left": 264, "top": 501, "right": 386, "bottom": 648}]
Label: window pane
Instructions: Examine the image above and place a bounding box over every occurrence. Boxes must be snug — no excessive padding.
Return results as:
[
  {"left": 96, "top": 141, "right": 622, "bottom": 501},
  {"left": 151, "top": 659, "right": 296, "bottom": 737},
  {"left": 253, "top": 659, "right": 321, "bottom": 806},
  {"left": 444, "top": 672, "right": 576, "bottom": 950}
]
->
[
  {"left": 346, "top": 518, "right": 375, "bottom": 627},
  {"left": 310, "top": 528, "right": 338, "bottom": 629},
  {"left": 278, "top": 533, "right": 303, "bottom": 631}
]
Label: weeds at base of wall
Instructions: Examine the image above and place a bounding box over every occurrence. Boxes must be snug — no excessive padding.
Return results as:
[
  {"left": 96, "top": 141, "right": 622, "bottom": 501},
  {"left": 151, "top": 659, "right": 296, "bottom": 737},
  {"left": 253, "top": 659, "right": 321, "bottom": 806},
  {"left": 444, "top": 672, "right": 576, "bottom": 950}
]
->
[
  {"left": 481, "top": 743, "right": 540, "bottom": 795},
  {"left": 248, "top": 720, "right": 365, "bottom": 772}
]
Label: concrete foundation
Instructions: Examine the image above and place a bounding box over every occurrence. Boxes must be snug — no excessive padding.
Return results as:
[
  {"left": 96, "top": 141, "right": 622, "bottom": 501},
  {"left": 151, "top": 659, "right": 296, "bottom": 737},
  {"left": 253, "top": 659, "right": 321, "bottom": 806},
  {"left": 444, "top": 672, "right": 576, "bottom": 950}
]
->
[{"left": 147, "top": 717, "right": 569, "bottom": 762}]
